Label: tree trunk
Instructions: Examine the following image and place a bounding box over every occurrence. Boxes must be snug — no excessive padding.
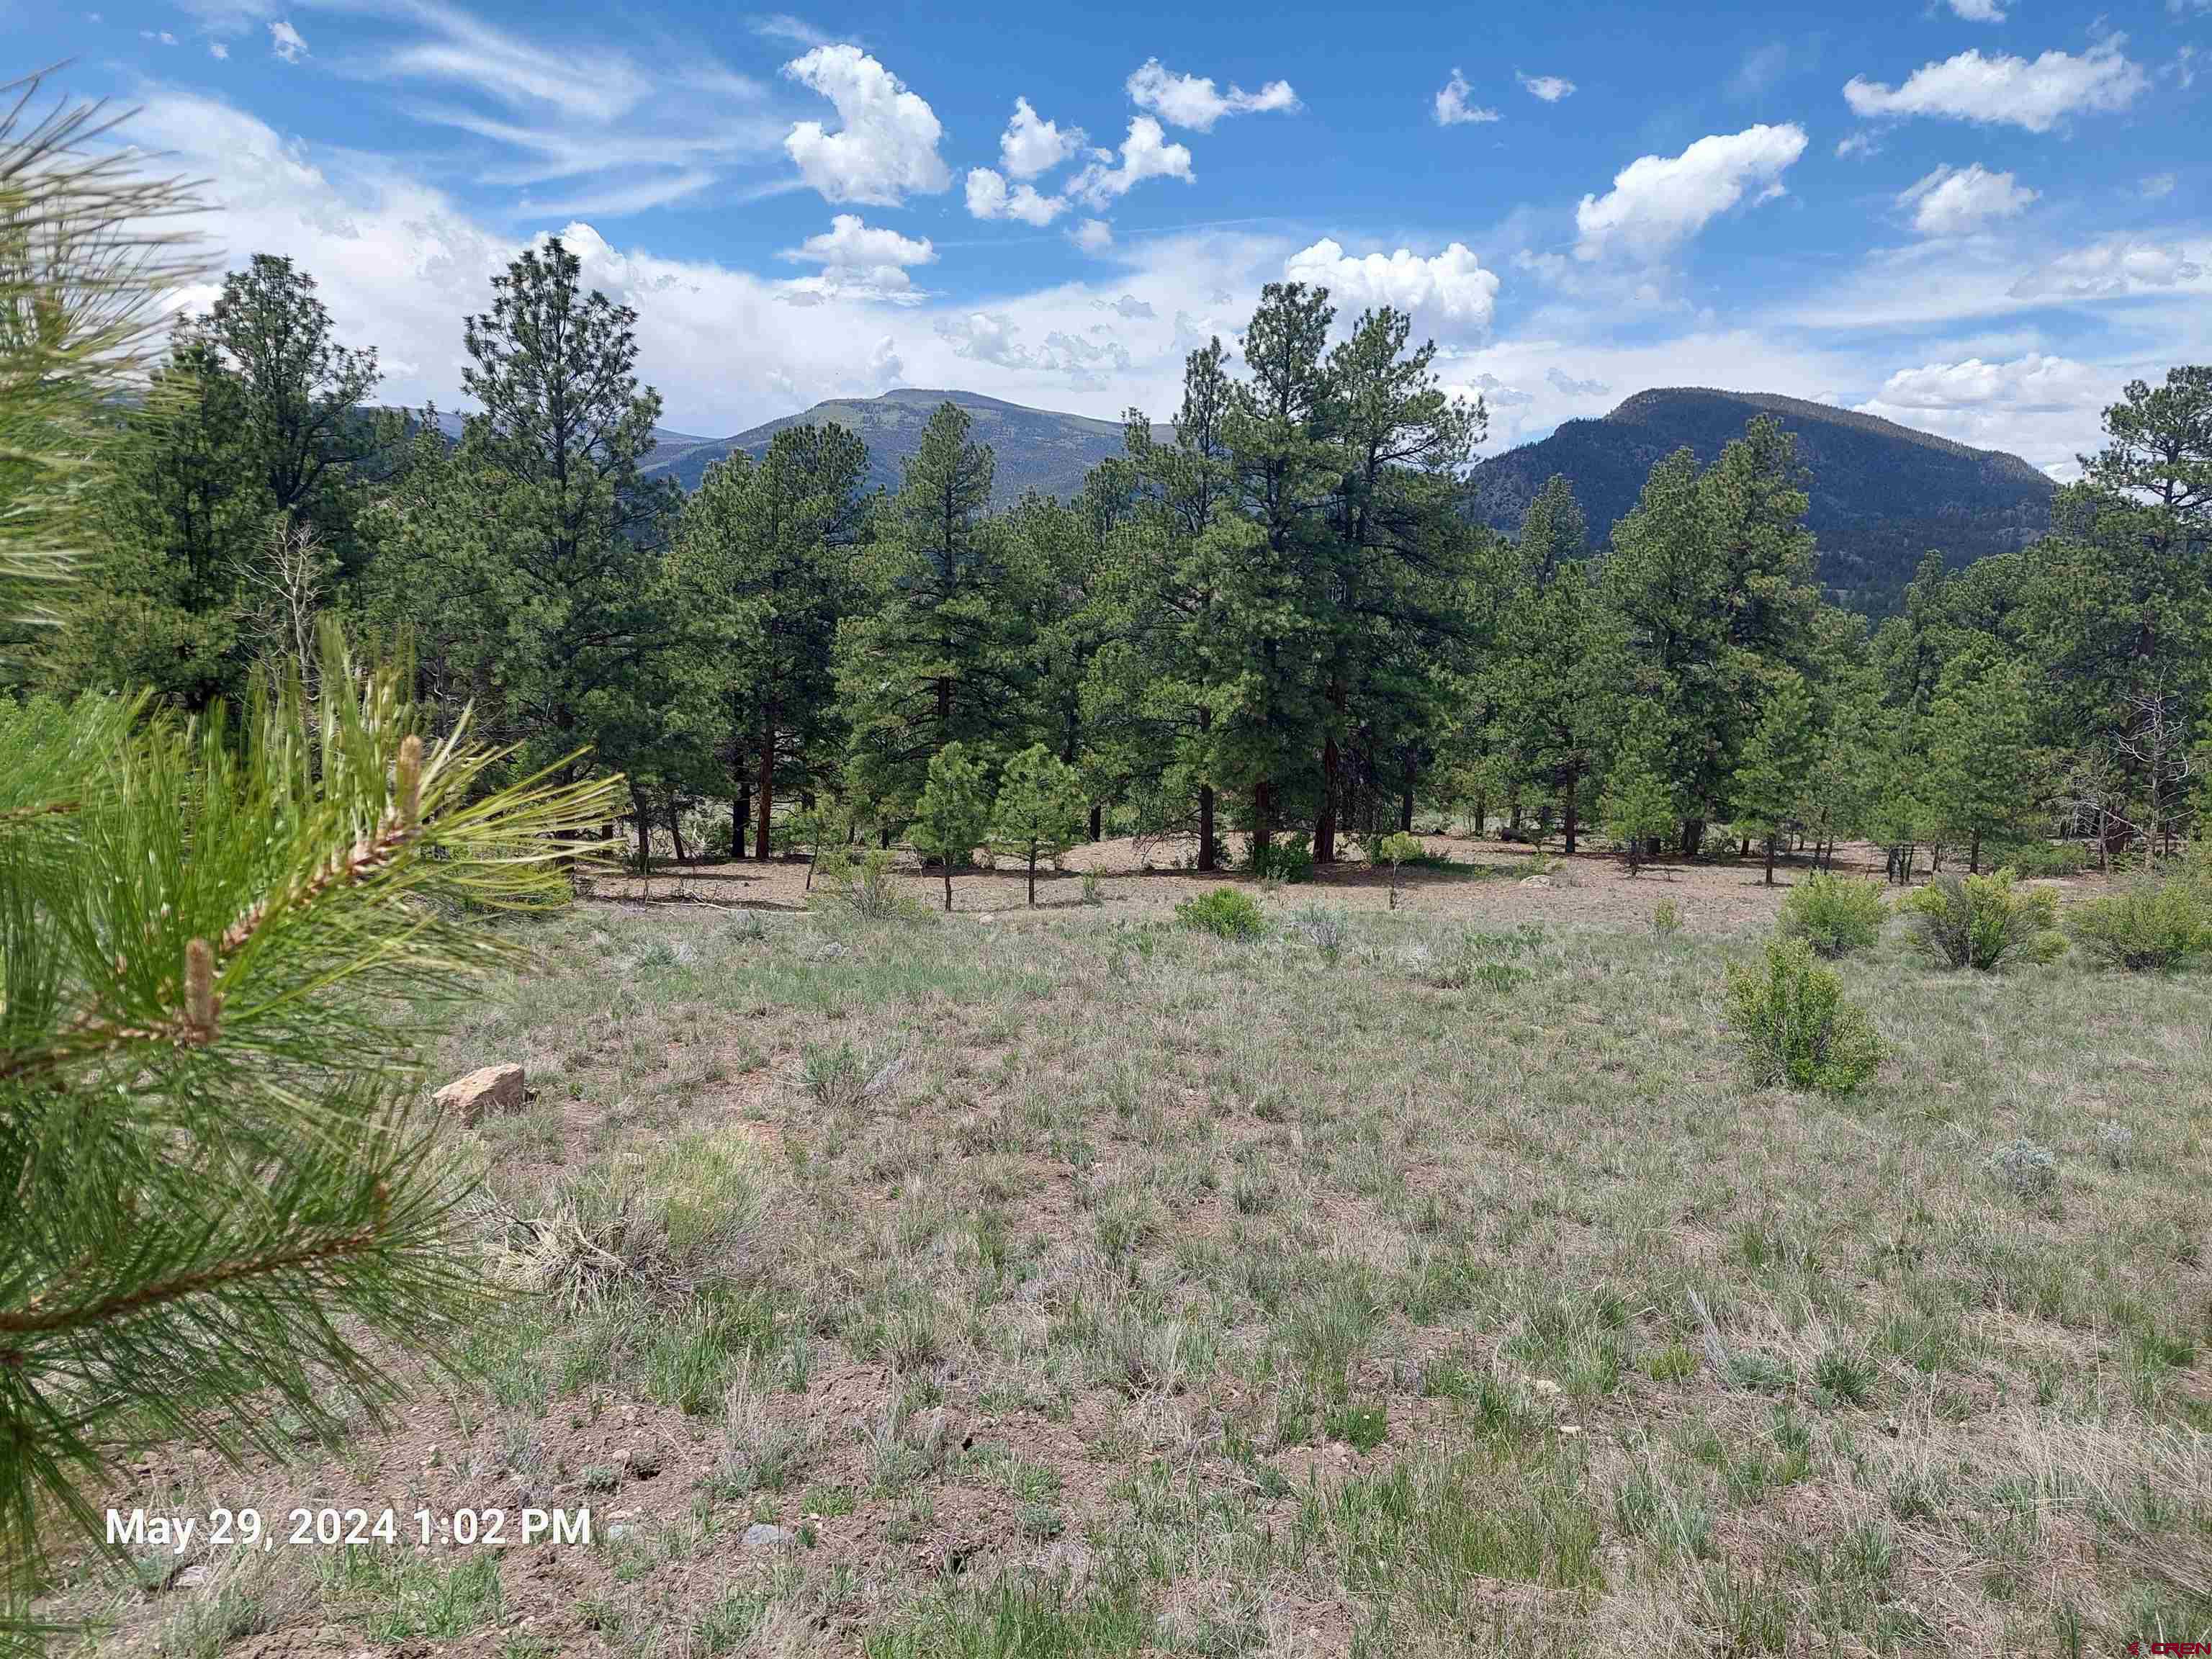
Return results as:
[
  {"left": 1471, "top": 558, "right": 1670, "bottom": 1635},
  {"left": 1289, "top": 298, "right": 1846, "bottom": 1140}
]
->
[
  {"left": 1683, "top": 819, "right": 1704, "bottom": 858},
  {"left": 1198, "top": 785, "right": 1217, "bottom": 871},
  {"left": 1969, "top": 829, "right": 1981, "bottom": 873},
  {"left": 1316, "top": 734, "right": 1339, "bottom": 864},
  {"left": 755, "top": 707, "right": 775, "bottom": 860},
  {"left": 668, "top": 793, "right": 687, "bottom": 863},
  {"left": 1027, "top": 850, "right": 1038, "bottom": 906},
  {"left": 881, "top": 824, "right": 891, "bottom": 850},
  {"left": 731, "top": 787, "right": 746, "bottom": 860},
  {"left": 941, "top": 863, "right": 953, "bottom": 912},
  {"left": 1562, "top": 765, "right": 1579, "bottom": 856},
  {"left": 1763, "top": 835, "right": 1776, "bottom": 885},
  {"left": 1089, "top": 804, "right": 1102, "bottom": 842},
  {"left": 1472, "top": 795, "right": 1485, "bottom": 838},
  {"left": 1399, "top": 756, "right": 1416, "bottom": 835},
  {"left": 1252, "top": 780, "right": 1273, "bottom": 858}
]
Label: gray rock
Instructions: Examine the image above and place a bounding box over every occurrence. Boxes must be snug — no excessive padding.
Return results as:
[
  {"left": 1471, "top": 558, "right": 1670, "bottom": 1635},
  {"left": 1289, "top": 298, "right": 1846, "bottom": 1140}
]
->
[{"left": 742, "top": 1522, "right": 797, "bottom": 1550}]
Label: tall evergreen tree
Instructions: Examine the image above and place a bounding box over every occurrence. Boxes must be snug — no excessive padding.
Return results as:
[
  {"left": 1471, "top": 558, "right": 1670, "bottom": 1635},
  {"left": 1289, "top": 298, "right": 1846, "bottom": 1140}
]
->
[
  {"left": 838, "top": 402, "right": 1041, "bottom": 825},
  {"left": 456, "top": 235, "right": 679, "bottom": 788},
  {"left": 670, "top": 424, "right": 868, "bottom": 858}
]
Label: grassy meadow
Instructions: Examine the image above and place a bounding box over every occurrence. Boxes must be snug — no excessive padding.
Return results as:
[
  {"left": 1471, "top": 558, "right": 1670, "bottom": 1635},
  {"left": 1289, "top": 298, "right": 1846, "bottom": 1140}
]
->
[{"left": 45, "top": 842, "right": 2212, "bottom": 1658}]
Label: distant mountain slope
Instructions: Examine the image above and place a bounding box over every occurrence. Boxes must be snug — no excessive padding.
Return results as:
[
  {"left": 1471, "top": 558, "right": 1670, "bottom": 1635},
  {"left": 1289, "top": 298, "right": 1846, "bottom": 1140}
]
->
[
  {"left": 638, "top": 388, "right": 1133, "bottom": 505},
  {"left": 1464, "top": 387, "right": 2058, "bottom": 611},
  {"left": 418, "top": 408, "right": 709, "bottom": 457}
]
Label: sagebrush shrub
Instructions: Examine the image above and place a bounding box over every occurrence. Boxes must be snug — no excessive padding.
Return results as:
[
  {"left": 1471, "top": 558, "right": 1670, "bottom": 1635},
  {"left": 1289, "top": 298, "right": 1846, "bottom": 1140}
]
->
[
  {"left": 1985, "top": 1137, "right": 2056, "bottom": 1199},
  {"left": 1722, "top": 938, "right": 1884, "bottom": 1094},
  {"left": 1651, "top": 897, "right": 1681, "bottom": 938},
  {"left": 2068, "top": 877, "right": 2212, "bottom": 971},
  {"left": 1289, "top": 905, "right": 1349, "bottom": 963},
  {"left": 1902, "top": 871, "right": 2063, "bottom": 971},
  {"left": 1177, "top": 886, "right": 1266, "bottom": 939},
  {"left": 816, "top": 848, "right": 920, "bottom": 921},
  {"left": 1776, "top": 872, "right": 1887, "bottom": 958}
]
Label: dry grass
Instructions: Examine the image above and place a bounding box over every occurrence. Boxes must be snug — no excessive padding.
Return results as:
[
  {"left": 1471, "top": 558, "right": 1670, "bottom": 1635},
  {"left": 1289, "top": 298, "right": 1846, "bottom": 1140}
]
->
[{"left": 40, "top": 837, "right": 2212, "bottom": 1656}]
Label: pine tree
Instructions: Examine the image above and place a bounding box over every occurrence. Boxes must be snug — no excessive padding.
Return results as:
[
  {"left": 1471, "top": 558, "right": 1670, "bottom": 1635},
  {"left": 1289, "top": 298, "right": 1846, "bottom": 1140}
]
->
[
  {"left": 1085, "top": 345, "right": 1238, "bottom": 868},
  {"left": 1731, "top": 668, "right": 1819, "bottom": 884},
  {"left": 1, "top": 97, "right": 622, "bottom": 1651},
  {"left": 1598, "top": 715, "right": 1678, "bottom": 875},
  {"left": 1928, "top": 655, "right": 2045, "bottom": 871},
  {"left": 457, "top": 235, "right": 679, "bottom": 787},
  {"left": 838, "top": 403, "right": 1040, "bottom": 826},
  {"left": 1218, "top": 282, "right": 1340, "bottom": 857},
  {"left": 990, "top": 744, "right": 1087, "bottom": 904},
  {"left": 670, "top": 425, "right": 868, "bottom": 858},
  {"left": 909, "top": 741, "right": 992, "bottom": 912}
]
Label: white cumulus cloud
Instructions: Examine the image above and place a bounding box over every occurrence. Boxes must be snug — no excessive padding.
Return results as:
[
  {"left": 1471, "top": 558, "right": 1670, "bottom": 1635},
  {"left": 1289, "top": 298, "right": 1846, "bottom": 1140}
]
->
[
  {"left": 965, "top": 167, "right": 1066, "bottom": 226},
  {"left": 269, "top": 19, "right": 307, "bottom": 62},
  {"left": 1843, "top": 41, "right": 2147, "bottom": 132},
  {"left": 1067, "top": 117, "right": 1194, "bottom": 207},
  {"left": 1947, "top": 0, "right": 2006, "bottom": 20},
  {"left": 1517, "top": 72, "right": 1575, "bottom": 102},
  {"left": 1573, "top": 124, "right": 1807, "bottom": 261},
  {"left": 999, "top": 96, "right": 1083, "bottom": 179},
  {"left": 1435, "top": 70, "right": 1501, "bottom": 126},
  {"left": 1125, "top": 58, "right": 1299, "bottom": 130},
  {"left": 1900, "top": 163, "right": 2036, "bottom": 237},
  {"left": 1282, "top": 239, "right": 1500, "bottom": 338},
  {"left": 1855, "top": 351, "right": 2120, "bottom": 470},
  {"left": 1072, "top": 219, "right": 1115, "bottom": 253},
  {"left": 781, "top": 213, "right": 935, "bottom": 305},
  {"left": 781, "top": 45, "right": 950, "bottom": 205}
]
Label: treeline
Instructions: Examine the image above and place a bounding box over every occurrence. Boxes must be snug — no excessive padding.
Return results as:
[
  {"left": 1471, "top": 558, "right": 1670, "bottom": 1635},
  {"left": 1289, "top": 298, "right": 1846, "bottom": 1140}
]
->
[{"left": 42, "top": 236, "right": 2212, "bottom": 881}]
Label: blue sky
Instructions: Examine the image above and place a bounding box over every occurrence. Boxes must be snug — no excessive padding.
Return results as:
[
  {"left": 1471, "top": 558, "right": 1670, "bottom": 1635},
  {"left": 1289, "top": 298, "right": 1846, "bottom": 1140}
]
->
[{"left": 17, "top": 0, "right": 2211, "bottom": 472}]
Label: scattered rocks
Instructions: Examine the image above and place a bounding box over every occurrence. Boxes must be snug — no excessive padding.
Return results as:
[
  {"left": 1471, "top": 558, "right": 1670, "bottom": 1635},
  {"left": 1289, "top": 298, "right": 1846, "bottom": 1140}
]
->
[
  {"left": 742, "top": 1522, "right": 798, "bottom": 1550},
  {"left": 1520, "top": 875, "right": 1554, "bottom": 890},
  {"left": 432, "top": 1064, "right": 526, "bottom": 1124}
]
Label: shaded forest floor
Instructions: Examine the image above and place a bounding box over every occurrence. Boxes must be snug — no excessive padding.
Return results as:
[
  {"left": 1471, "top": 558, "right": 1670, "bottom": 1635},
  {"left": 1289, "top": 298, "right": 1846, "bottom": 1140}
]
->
[{"left": 41, "top": 841, "right": 2212, "bottom": 1658}]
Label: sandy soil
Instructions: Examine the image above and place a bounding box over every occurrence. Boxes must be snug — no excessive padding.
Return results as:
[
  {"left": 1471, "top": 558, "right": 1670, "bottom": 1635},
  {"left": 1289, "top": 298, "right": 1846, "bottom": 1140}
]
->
[{"left": 588, "top": 831, "right": 2093, "bottom": 939}]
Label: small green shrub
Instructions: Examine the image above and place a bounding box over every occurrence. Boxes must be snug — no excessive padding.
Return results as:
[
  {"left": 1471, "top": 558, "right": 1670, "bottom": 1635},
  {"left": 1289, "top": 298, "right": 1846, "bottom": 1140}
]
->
[
  {"left": 1902, "top": 871, "right": 2064, "bottom": 971},
  {"left": 1722, "top": 938, "right": 1884, "bottom": 1094},
  {"left": 1176, "top": 887, "right": 1266, "bottom": 939},
  {"left": 2068, "top": 877, "right": 2212, "bottom": 971},
  {"left": 1245, "top": 834, "right": 1313, "bottom": 884},
  {"left": 1776, "top": 872, "right": 1887, "bottom": 958},
  {"left": 1080, "top": 872, "right": 1105, "bottom": 906},
  {"left": 1374, "top": 830, "right": 1426, "bottom": 909},
  {"left": 1651, "top": 897, "right": 1681, "bottom": 938},
  {"left": 1996, "top": 840, "right": 2091, "bottom": 879}
]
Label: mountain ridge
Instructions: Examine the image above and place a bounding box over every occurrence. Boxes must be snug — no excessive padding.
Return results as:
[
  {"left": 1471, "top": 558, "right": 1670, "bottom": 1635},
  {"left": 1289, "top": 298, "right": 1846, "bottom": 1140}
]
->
[
  {"left": 1464, "top": 387, "right": 2057, "bottom": 610},
  {"left": 637, "top": 387, "right": 1136, "bottom": 505},
  {"left": 417, "top": 385, "right": 2059, "bottom": 614}
]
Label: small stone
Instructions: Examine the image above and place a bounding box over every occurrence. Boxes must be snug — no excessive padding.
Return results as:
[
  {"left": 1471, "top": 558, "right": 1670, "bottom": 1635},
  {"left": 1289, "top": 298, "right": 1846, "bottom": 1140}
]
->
[
  {"left": 175, "top": 1564, "right": 208, "bottom": 1589},
  {"left": 628, "top": 1447, "right": 662, "bottom": 1479},
  {"left": 1520, "top": 875, "right": 1553, "bottom": 889},
  {"left": 1532, "top": 1379, "right": 1561, "bottom": 1398},
  {"left": 607, "top": 1523, "right": 639, "bottom": 1543},
  {"left": 742, "top": 1523, "right": 797, "bottom": 1550},
  {"left": 432, "top": 1064, "right": 526, "bottom": 1124}
]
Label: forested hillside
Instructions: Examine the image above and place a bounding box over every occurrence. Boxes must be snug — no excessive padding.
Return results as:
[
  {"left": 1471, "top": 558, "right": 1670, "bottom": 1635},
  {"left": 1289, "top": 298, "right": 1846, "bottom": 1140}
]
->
[
  {"left": 639, "top": 388, "right": 1140, "bottom": 505},
  {"left": 41, "top": 238, "right": 2212, "bottom": 891},
  {"left": 1466, "top": 387, "right": 2058, "bottom": 613}
]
